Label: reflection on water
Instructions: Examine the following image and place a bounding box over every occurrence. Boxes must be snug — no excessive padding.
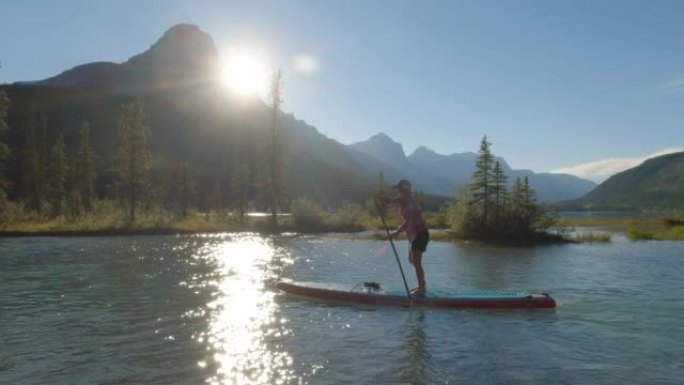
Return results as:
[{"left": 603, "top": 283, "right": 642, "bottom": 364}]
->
[
  {"left": 2, "top": 234, "right": 683, "bottom": 384},
  {"left": 185, "top": 234, "right": 293, "bottom": 385},
  {"left": 397, "top": 310, "right": 431, "bottom": 383}
]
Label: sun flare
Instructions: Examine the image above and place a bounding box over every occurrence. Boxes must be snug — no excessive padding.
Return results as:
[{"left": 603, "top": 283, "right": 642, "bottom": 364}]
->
[{"left": 222, "top": 50, "right": 267, "bottom": 96}]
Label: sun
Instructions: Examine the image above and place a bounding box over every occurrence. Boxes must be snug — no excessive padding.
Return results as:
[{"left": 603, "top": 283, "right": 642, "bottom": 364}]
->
[{"left": 222, "top": 50, "right": 267, "bottom": 96}]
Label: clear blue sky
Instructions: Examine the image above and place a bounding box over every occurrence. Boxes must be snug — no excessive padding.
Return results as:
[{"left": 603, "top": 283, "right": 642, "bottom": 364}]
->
[{"left": 2, "top": 0, "right": 683, "bottom": 181}]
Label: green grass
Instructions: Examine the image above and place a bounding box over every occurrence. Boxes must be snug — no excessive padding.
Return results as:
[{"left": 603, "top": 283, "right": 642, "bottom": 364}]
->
[
  {"left": 3, "top": 201, "right": 683, "bottom": 243},
  {"left": 557, "top": 217, "right": 636, "bottom": 230},
  {"left": 626, "top": 217, "right": 684, "bottom": 241},
  {"left": 558, "top": 215, "right": 684, "bottom": 241}
]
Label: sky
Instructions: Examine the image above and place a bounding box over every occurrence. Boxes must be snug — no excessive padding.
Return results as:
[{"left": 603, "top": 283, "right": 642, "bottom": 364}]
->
[{"left": 2, "top": 0, "right": 683, "bottom": 183}]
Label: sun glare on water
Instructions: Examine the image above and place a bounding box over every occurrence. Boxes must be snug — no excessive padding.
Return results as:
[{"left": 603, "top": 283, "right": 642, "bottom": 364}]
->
[{"left": 222, "top": 50, "right": 268, "bottom": 96}]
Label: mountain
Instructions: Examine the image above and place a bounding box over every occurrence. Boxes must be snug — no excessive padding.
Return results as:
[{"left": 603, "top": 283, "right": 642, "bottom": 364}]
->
[
  {"left": 2, "top": 23, "right": 595, "bottom": 210},
  {"left": 3, "top": 24, "right": 378, "bottom": 208},
  {"left": 408, "top": 146, "right": 475, "bottom": 185},
  {"left": 351, "top": 133, "right": 406, "bottom": 166},
  {"left": 567, "top": 151, "right": 684, "bottom": 211},
  {"left": 349, "top": 134, "right": 454, "bottom": 195},
  {"left": 349, "top": 134, "right": 596, "bottom": 202},
  {"left": 38, "top": 24, "right": 222, "bottom": 91}
]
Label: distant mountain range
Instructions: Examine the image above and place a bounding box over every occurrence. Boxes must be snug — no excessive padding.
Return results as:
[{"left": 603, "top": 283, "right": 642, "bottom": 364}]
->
[
  {"left": 351, "top": 133, "right": 597, "bottom": 202},
  {"left": 564, "top": 151, "right": 684, "bottom": 211},
  {"left": 1, "top": 24, "right": 601, "bottom": 209}
]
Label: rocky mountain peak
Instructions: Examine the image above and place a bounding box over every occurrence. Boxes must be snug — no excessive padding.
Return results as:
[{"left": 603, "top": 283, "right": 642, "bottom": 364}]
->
[
  {"left": 125, "top": 24, "right": 221, "bottom": 75},
  {"left": 38, "top": 24, "right": 222, "bottom": 88},
  {"left": 351, "top": 133, "right": 407, "bottom": 165},
  {"left": 409, "top": 146, "right": 439, "bottom": 160}
]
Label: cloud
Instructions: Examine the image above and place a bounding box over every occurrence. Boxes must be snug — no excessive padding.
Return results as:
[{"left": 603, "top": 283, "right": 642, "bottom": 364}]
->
[
  {"left": 552, "top": 147, "right": 684, "bottom": 183},
  {"left": 662, "top": 77, "right": 684, "bottom": 89},
  {"left": 293, "top": 54, "right": 320, "bottom": 74}
]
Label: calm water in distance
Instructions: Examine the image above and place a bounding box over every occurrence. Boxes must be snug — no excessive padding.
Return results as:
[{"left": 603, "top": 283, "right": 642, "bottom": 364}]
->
[{"left": 1, "top": 233, "right": 683, "bottom": 384}]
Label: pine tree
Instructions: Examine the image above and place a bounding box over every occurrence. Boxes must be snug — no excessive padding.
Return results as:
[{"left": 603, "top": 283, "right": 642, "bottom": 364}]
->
[
  {"left": 232, "top": 163, "right": 250, "bottom": 223},
  {"left": 269, "top": 69, "right": 283, "bottom": 229},
  {"left": 520, "top": 176, "right": 538, "bottom": 228},
  {"left": 375, "top": 171, "right": 388, "bottom": 217},
  {"left": 47, "top": 134, "right": 69, "bottom": 217},
  {"left": 67, "top": 156, "right": 82, "bottom": 218},
  {"left": 509, "top": 176, "right": 538, "bottom": 234},
  {"left": 470, "top": 135, "right": 495, "bottom": 225},
  {"left": 378, "top": 171, "right": 386, "bottom": 196},
  {"left": 21, "top": 106, "right": 47, "bottom": 215},
  {"left": 492, "top": 160, "right": 508, "bottom": 223},
  {"left": 75, "top": 121, "right": 96, "bottom": 211},
  {"left": 0, "top": 90, "right": 11, "bottom": 220},
  {"left": 115, "top": 98, "right": 152, "bottom": 224},
  {"left": 207, "top": 180, "right": 223, "bottom": 215},
  {"left": 174, "top": 161, "right": 195, "bottom": 219}
]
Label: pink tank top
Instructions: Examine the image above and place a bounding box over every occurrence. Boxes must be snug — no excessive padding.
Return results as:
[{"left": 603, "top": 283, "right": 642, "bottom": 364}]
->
[{"left": 398, "top": 197, "right": 428, "bottom": 241}]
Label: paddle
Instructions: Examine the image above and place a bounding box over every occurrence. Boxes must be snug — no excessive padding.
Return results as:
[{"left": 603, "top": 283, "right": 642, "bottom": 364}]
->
[{"left": 374, "top": 196, "right": 412, "bottom": 300}]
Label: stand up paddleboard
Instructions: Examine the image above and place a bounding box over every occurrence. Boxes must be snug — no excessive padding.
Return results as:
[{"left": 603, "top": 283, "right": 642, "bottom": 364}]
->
[{"left": 277, "top": 281, "right": 556, "bottom": 309}]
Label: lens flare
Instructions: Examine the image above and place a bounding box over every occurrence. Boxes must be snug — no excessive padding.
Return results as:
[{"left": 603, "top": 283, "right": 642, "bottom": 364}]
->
[{"left": 293, "top": 54, "right": 319, "bottom": 74}]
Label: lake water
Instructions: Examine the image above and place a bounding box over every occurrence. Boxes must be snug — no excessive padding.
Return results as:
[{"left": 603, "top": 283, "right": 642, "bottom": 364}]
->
[{"left": 1, "top": 233, "right": 683, "bottom": 384}]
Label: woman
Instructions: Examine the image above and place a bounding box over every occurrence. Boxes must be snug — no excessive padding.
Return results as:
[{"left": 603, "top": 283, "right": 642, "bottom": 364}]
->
[{"left": 379, "top": 179, "right": 429, "bottom": 296}]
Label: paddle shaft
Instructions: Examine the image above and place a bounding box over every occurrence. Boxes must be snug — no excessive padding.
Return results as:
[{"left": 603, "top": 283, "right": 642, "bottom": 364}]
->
[{"left": 374, "top": 197, "right": 412, "bottom": 300}]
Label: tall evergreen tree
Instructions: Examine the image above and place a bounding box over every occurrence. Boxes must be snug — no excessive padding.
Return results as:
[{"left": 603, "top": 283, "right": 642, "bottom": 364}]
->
[
  {"left": 0, "top": 93, "right": 10, "bottom": 181},
  {"left": 0, "top": 90, "right": 11, "bottom": 220},
  {"left": 75, "top": 121, "right": 96, "bottom": 211},
  {"left": 232, "top": 163, "right": 250, "bottom": 223},
  {"left": 510, "top": 178, "right": 524, "bottom": 205},
  {"left": 67, "top": 156, "right": 82, "bottom": 218},
  {"left": 509, "top": 176, "right": 539, "bottom": 233},
  {"left": 470, "top": 135, "right": 495, "bottom": 224},
  {"left": 492, "top": 160, "right": 508, "bottom": 221},
  {"left": 269, "top": 69, "right": 283, "bottom": 229},
  {"left": 21, "top": 106, "right": 47, "bottom": 215},
  {"left": 520, "top": 176, "right": 538, "bottom": 227},
  {"left": 173, "top": 161, "right": 195, "bottom": 219},
  {"left": 47, "top": 134, "right": 69, "bottom": 217},
  {"left": 375, "top": 171, "right": 388, "bottom": 217},
  {"left": 207, "top": 180, "right": 223, "bottom": 215},
  {"left": 115, "top": 98, "right": 152, "bottom": 224}
]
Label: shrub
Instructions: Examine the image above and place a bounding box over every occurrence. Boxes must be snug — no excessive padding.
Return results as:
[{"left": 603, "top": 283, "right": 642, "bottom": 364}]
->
[
  {"left": 330, "top": 202, "right": 366, "bottom": 231},
  {"left": 290, "top": 197, "right": 327, "bottom": 232}
]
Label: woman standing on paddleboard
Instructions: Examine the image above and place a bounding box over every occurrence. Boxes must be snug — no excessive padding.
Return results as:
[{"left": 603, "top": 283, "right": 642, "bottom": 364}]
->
[{"left": 379, "top": 179, "right": 430, "bottom": 296}]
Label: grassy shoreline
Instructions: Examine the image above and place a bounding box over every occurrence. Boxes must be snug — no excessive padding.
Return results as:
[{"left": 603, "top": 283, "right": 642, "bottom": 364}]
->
[
  {"left": 558, "top": 216, "right": 684, "bottom": 241},
  {"left": 2, "top": 213, "right": 683, "bottom": 242}
]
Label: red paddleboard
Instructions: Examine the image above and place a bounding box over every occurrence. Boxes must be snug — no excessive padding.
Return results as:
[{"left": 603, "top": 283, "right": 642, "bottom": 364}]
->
[{"left": 277, "top": 281, "right": 556, "bottom": 309}]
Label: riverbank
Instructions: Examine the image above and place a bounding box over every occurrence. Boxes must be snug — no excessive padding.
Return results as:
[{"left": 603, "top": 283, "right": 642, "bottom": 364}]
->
[
  {"left": 2, "top": 213, "right": 682, "bottom": 241},
  {"left": 0, "top": 222, "right": 571, "bottom": 246},
  {"left": 558, "top": 215, "right": 684, "bottom": 241}
]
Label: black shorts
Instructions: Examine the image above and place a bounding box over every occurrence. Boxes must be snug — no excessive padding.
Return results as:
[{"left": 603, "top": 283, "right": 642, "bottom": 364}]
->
[{"left": 411, "top": 230, "right": 429, "bottom": 252}]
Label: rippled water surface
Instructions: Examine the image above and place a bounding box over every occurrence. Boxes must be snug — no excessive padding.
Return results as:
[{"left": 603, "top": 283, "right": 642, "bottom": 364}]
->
[{"left": 1, "top": 234, "right": 683, "bottom": 384}]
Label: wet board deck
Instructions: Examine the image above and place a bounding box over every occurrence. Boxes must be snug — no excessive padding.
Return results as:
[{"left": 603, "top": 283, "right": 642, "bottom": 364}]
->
[{"left": 277, "top": 281, "right": 556, "bottom": 309}]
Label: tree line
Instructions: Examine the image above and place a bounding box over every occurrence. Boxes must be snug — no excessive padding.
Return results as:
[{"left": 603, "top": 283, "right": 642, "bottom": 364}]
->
[
  {"left": 0, "top": 94, "right": 175, "bottom": 224},
  {"left": 1, "top": 84, "right": 557, "bottom": 242},
  {"left": 0, "top": 75, "right": 284, "bottom": 228}
]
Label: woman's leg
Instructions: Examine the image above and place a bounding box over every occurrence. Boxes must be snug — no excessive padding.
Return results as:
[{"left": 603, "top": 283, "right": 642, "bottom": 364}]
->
[{"left": 412, "top": 249, "right": 426, "bottom": 293}]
